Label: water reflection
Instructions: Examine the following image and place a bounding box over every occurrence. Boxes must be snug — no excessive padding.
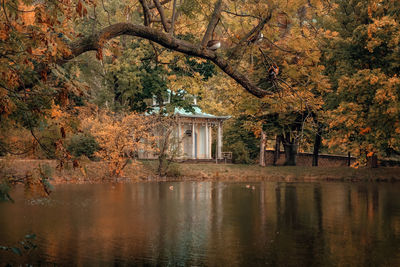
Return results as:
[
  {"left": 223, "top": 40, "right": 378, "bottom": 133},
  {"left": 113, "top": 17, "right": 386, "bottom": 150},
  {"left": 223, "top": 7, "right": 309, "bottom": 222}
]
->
[{"left": 1, "top": 182, "right": 400, "bottom": 266}]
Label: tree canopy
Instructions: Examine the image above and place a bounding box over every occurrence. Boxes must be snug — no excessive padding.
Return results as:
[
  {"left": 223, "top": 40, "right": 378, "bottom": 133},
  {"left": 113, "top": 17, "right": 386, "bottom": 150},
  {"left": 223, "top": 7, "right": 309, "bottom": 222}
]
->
[{"left": 0, "top": 0, "right": 399, "bottom": 165}]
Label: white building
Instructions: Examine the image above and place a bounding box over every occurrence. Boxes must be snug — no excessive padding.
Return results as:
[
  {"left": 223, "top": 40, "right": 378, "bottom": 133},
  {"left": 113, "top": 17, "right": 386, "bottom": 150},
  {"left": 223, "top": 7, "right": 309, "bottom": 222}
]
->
[{"left": 139, "top": 93, "right": 230, "bottom": 160}]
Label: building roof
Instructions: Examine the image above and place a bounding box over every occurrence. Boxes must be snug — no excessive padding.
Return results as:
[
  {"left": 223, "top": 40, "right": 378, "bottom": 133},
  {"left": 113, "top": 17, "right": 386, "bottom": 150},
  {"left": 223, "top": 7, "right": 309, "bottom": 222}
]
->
[{"left": 150, "top": 106, "right": 230, "bottom": 120}]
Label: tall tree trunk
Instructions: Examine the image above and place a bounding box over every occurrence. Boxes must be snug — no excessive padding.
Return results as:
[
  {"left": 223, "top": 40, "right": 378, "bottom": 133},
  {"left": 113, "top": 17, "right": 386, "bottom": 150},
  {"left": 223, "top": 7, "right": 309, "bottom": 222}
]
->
[
  {"left": 347, "top": 152, "right": 351, "bottom": 166},
  {"left": 259, "top": 130, "right": 266, "bottom": 166},
  {"left": 312, "top": 124, "right": 322, "bottom": 166},
  {"left": 273, "top": 135, "right": 281, "bottom": 166},
  {"left": 282, "top": 134, "right": 298, "bottom": 166},
  {"left": 367, "top": 153, "right": 378, "bottom": 168}
]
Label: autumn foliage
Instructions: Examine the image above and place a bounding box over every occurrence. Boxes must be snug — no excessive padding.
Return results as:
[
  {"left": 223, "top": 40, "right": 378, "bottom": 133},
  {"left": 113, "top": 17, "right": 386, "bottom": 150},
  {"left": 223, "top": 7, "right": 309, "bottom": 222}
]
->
[
  {"left": 0, "top": 0, "right": 399, "bottom": 172},
  {"left": 80, "top": 111, "right": 158, "bottom": 177}
]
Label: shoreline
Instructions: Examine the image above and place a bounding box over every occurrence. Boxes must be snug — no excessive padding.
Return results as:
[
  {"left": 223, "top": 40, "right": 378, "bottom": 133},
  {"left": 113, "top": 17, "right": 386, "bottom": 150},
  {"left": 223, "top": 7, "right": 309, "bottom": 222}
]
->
[{"left": 1, "top": 158, "right": 400, "bottom": 184}]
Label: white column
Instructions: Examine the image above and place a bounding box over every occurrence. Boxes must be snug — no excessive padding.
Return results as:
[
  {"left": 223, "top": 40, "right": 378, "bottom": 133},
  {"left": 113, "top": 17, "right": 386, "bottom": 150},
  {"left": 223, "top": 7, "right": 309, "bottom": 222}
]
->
[
  {"left": 205, "top": 122, "right": 209, "bottom": 159},
  {"left": 217, "top": 121, "right": 222, "bottom": 159},
  {"left": 259, "top": 130, "right": 266, "bottom": 166},
  {"left": 177, "top": 121, "right": 182, "bottom": 158},
  {"left": 209, "top": 125, "right": 212, "bottom": 159},
  {"left": 192, "top": 122, "right": 196, "bottom": 159}
]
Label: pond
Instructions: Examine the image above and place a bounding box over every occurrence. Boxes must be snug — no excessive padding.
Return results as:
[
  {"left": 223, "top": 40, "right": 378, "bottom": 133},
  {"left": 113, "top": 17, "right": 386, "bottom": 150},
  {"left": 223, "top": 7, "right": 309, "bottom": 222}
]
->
[{"left": 1, "top": 181, "right": 400, "bottom": 266}]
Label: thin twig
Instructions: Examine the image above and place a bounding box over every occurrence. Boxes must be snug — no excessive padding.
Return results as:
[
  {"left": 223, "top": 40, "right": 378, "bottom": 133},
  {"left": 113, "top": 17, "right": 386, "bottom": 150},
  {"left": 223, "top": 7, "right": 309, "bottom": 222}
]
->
[
  {"left": 222, "top": 10, "right": 262, "bottom": 19},
  {"left": 2, "top": 0, "right": 12, "bottom": 26},
  {"left": 101, "top": 0, "right": 112, "bottom": 26},
  {"left": 169, "top": 0, "right": 177, "bottom": 34}
]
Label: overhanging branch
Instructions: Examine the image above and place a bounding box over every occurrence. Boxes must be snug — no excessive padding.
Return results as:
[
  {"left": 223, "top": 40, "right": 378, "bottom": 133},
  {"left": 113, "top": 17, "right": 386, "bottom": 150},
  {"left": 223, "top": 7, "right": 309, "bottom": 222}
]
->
[{"left": 65, "top": 23, "right": 271, "bottom": 98}]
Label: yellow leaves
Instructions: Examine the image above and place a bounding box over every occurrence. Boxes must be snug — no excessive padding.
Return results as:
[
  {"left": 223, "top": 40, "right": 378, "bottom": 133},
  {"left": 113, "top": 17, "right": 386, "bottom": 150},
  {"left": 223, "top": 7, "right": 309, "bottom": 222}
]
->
[
  {"left": 324, "top": 30, "right": 339, "bottom": 39},
  {"left": 366, "top": 16, "right": 398, "bottom": 52}
]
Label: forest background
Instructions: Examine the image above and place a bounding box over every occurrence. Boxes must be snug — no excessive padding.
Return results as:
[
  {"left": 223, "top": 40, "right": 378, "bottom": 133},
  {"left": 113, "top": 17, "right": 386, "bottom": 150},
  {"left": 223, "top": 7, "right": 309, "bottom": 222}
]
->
[{"left": 0, "top": 0, "right": 399, "bottom": 186}]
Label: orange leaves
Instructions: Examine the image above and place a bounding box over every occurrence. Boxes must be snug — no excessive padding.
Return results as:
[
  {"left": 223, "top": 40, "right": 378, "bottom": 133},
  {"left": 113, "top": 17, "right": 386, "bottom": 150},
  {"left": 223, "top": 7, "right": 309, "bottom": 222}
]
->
[
  {"left": 96, "top": 48, "right": 103, "bottom": 60},
  {"left": 96, "top": 32, "right": 112, "bottom": 61},
  {"left": 369, "top": 75, "right": 379, "bottom": 85},
  {"left": 18, "top": 3, "right": 36, "bottom": 26},
  {"left": 359, "top": 127, "right": 371, "bottom": 135},
  {"left": 40, "top": 69, "right": 48, "bottom": 81},
  {"left": 366, "top": 151, "right": 374, "bottom": 157},
  {"left": 76, "top": 1, "right": 88, "bottom": 17},
  {"left": 76, "top": 1, "right": 83, "bottom": 16},
  {"left": 0, "top": 23, "right": 9, "bottom": 41},
  {"left": 81, "top": 111, "right": 159, "bottom": 177},
  {"left": 2, "top": 70, "right": 20, "bottom": 88}
]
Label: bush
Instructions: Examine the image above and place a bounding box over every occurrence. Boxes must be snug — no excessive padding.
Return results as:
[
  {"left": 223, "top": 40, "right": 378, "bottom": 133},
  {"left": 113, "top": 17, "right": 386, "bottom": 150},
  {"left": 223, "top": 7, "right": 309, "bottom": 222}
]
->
[
  {"left": 67, "top": 133, "right": 99, "bottom": 159},
  {"left": 166, "top": 163, "right": 181, "bottom": 177},
  {"left": 223, "top": 118, "right": 259, "bottom": 164},
  {"left": 228, "top": 141, "right": 253, "bottom": 164}
]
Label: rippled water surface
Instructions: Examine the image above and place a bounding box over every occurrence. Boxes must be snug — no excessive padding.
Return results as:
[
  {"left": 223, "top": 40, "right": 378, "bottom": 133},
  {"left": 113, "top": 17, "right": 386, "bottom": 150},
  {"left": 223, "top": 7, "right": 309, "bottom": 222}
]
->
[{"left": 1, "top": 181, "right": 400, "bottom": 266}]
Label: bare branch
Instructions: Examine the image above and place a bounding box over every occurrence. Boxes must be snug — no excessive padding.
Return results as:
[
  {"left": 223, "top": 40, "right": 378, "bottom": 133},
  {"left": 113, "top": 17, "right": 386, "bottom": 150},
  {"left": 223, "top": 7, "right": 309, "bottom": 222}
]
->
[
  {"left": 65, "top": 23, "right": 271, "bottom": 98},
  {"left": 139, "top": 0, "right": 151, "bottom": 26},
  {"left": 150, "top": 18, "right": 171, "bottom": 23},
  {"left": 170, "top": 0, "right": 178, "bottom": 34},
  {"left": 201, "top": 0, "right": 223, "bottom": 47},
  {"left": 152, "top": 0, "right": 169, "bottom": 32},
  {"left": 222, "top": 10, "right": 262, "bottom": 19},
  {"left": 263, "top": 36, "right": 300, "bottom": 54},
  {"left": 1, "top": 0, "right": 12, "bottom": 26},
  {"left": 101, "top": 0, "right": 112, "bottom": 26},
  {"left": 238, "top": 12, "right": 271, "bottom": 46},
  {"left": 148, "top": 0, "right": 172, "bottom": 9},
  {"left": 228, "top": 13, "right": 272, "bottom": 58}
]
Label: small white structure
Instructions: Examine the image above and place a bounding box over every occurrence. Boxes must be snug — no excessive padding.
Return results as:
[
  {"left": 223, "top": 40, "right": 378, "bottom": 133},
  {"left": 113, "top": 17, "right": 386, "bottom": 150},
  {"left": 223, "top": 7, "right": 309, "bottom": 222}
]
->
[
  {"left": 174, "top": 106, "right": 229, "bottom": 160},
  {"left": 139, "top": 93, "right": 230, "bottom": 160}
]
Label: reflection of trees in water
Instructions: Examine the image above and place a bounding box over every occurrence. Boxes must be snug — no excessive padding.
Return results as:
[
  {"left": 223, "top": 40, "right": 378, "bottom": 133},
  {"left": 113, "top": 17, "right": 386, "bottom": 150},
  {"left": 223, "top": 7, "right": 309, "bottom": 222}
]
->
[{"left": 1, "top": 183, "right": 400, "bottom": 266}]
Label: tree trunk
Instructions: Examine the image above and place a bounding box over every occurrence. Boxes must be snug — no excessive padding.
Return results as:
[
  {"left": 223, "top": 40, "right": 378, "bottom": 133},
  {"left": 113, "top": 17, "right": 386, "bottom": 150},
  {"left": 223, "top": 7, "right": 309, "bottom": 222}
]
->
[
  {"left": 273, "top": 135, "right": 281, "bottom": 166},
  {"left": 283, "top": 143, "right": 298, "bottom": 166},
  {"left": 312, "top": 124, "right": 322, "bottom": 166},
  {"left": 282, "top": 134, "right": 298, "bottom": 166},
  {"left": 347, "top": 152, "right": 351, "bottom": 166},
  {"left": 259, "top": 130, "right": 266, "bottom": 166},
  {"left": 367, "top": 154, "right": 378, "bottom": 168}
]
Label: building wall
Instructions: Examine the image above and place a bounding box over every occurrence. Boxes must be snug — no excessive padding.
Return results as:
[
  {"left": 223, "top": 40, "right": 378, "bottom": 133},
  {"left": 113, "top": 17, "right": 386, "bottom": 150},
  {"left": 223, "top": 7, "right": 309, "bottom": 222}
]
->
[
  {"left": 139, "top": 121, "right": 216, "bottom": 160},
  {"left": 264, "top": 150, "right": 356, "bottom": 167},
  {"left": 182, "top": 124, "right": 192, "bottom": 158}
]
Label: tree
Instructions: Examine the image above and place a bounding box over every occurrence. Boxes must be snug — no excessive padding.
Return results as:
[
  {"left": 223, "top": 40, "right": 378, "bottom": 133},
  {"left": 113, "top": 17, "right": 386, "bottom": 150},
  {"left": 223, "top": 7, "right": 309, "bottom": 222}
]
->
[
  {"left": 321, "top": 0, "right": 400, "bottom": 162},
  {"left": 81, "top": 110, "right": 157, "bottom": 177},
  {"left": 1, "top": 0, "right": 334, "bottom": 168}
]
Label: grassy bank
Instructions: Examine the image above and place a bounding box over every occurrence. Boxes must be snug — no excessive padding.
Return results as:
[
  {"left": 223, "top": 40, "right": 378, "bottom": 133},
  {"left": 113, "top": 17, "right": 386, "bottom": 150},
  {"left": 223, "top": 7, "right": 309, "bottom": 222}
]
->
[
  {"left": 173, "top": 163, "right": 400, "bottom": 182},
  {"left": 2, "top": 158, "right": 399, "bottom": 183}
]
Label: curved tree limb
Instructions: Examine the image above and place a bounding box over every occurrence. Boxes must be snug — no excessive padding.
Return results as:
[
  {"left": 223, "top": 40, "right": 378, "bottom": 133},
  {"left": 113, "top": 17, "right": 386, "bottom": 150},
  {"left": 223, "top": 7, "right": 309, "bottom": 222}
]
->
[{"left": 64, "top": 23, "right": 271, "bottom": 98}]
